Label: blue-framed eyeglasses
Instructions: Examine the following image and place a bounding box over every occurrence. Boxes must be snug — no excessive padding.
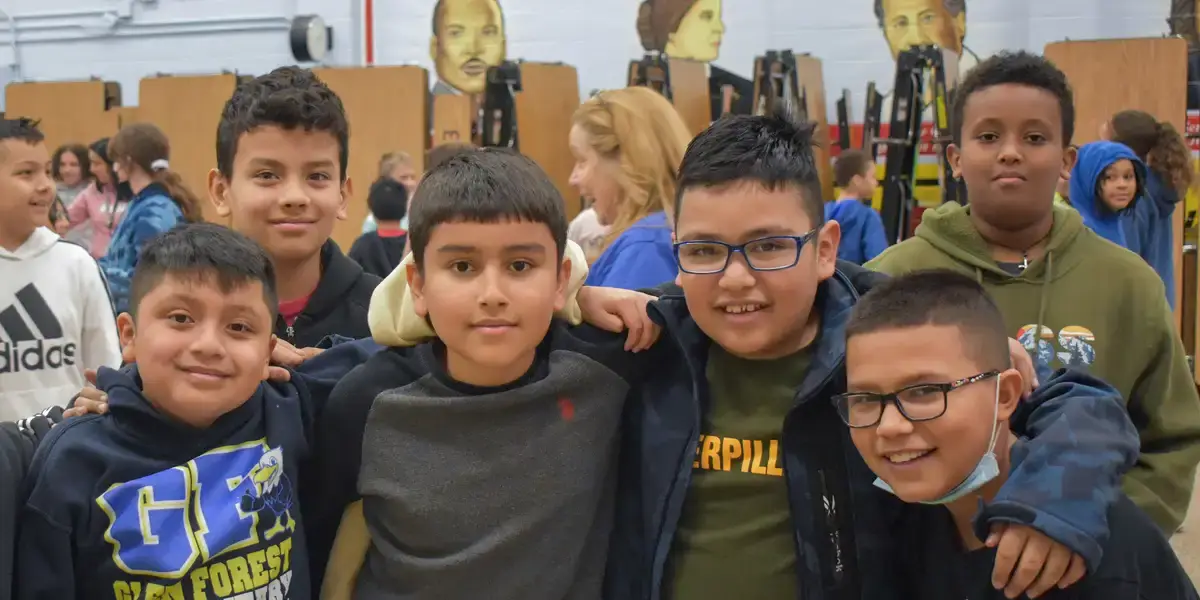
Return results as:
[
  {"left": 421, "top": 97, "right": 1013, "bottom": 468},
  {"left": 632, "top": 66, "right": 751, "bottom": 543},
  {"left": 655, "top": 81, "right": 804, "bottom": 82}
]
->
[{"left": 673, "top": 229, "right": 819, "bottom": 275}]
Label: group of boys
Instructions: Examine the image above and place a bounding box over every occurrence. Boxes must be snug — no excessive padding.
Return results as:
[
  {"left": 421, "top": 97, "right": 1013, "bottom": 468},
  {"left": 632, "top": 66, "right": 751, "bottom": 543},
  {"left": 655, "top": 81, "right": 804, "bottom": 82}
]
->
[{"left": 0, "top": 49, "right": 1197, "bottom": 600}]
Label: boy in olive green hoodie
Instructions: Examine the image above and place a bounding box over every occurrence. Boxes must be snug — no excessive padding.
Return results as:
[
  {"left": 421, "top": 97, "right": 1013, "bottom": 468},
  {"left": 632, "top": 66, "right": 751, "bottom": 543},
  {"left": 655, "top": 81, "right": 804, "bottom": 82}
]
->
[{"left": 868, "top": 51, "right": 1200, "bottom": 533}]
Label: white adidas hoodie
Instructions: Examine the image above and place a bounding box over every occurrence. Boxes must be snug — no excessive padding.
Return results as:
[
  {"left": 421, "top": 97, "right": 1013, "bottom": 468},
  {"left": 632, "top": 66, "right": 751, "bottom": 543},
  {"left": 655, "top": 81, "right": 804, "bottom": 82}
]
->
[{"left": 0, "top": 228, "right": 121, "bottom": 421}]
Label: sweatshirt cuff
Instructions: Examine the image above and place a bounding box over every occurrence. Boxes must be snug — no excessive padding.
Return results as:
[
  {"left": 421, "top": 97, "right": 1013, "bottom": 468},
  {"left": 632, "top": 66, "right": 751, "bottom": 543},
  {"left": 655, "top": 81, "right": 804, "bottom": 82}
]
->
[{"left": 974, "top": 500, "right": 1104, "bottom": 571}]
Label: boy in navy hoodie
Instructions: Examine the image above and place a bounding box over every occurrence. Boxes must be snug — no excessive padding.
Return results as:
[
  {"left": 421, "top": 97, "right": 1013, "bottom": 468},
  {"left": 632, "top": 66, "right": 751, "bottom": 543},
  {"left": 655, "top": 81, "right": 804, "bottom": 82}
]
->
[
  {"left": 826, "top": 148, "right": 888, "bottom": 263},
  {"left": 15, "top": 223, "right": 377, "bottom": 600},
  {"left": 208, "top": 66, "right": 379, "bottom": 347},
  {"left": 839, "top": 270, "right": 1196, "bottom": 599}
]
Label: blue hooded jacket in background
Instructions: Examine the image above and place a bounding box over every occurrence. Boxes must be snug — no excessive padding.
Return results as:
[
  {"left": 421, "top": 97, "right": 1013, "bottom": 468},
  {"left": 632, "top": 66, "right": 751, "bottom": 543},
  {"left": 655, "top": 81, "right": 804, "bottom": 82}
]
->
[
  {"left": 825, "top": 198, "right": 889, "bottom": 264},
  {"left": 98, "top": 182, "right": 186, "bottom": 314},
  {"left": 1069, "top": 142, "right": 1146, "bottom": 248},
  {"left": 1121, "top": 169, "right": 1180, "bottom": 308},
  {"left": 586, "top": 211, "right": 677, "bottom": 290}
]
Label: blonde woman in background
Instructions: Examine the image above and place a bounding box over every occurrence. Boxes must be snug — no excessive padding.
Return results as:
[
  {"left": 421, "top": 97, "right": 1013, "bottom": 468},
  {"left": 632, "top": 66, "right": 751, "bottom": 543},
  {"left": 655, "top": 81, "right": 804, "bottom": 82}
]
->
[{"left": 569, "top": 86, "right": 692, "bottom": 289}]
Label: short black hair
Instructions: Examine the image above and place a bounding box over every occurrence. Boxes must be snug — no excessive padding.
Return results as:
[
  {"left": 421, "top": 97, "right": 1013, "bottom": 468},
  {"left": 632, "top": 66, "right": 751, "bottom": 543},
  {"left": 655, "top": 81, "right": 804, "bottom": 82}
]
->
[
  {"left": 129, "top": 223, "right": 279, "bottom": 320},
  {"left": 0, "top": 117, "right": 44, "bottom": 146},
  {"left": 408, "top": 148, "right": 567, "bottom": 268},
  {"left": 216, "top": 66, "right": 350, "bottom": 180},
  {"left": 834, "top": 149, "right": 874, "bottom": 188},
  {"left": 368, "top": 177, "right": 409, "bottom": 221},
  {"left": 675, "top": 113, "right": 825, "bottom": 228},
  {"left": 847, "top": 269, "right": 1010, "bottom": 370},
  {"left": 952, "top": 51, "right": 1074, "bottom": 146},
  {"left": 426, "top": 142, "right": 475, "bottom": 173}
]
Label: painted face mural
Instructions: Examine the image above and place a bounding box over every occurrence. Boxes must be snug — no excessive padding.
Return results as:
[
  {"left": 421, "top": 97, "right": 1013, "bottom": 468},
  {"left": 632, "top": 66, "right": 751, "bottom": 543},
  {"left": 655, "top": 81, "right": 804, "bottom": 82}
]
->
[
  {"left": 430, "top": 0, "right": 508, "bottom": 94},
  {"left": 636, "top": 0, "right": 725, "bottom": 64},
  {"left": 878, "top": 0, "right": 966, "bottom": 59}
]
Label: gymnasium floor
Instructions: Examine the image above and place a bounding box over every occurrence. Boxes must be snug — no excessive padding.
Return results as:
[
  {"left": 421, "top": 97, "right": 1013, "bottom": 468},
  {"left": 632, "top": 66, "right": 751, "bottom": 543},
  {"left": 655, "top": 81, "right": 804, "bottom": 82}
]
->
[{"left": 1171, "top": 471, "right": 1200, "bottom": 581}]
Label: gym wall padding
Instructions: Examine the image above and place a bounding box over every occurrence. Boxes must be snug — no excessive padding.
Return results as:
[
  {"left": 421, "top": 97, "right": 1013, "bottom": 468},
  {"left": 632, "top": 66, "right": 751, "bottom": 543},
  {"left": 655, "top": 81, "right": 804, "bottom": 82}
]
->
[
  {"left": 313, "top": 66, "right": 431, "bottom": 250},
  {"left": 1044, "top": 38, "right": 1189, "bottom": 351},
  {"left": 432, "top": 94, "right": 473, "bottom": 146},
  {"left": 513, "top": 62, "right": 582, "bottom": 220},
  {"left": 137, "top": 74, "right": 241, "bottom": 225},
  {"left": 795, "top": 55, "right": 835, "bottom": 202},
  {"left": 3, "top": 80, "right": 122, "bottom": 152},
  {"left": 666, "top": 58, "right": 713, "bottom": 138}
]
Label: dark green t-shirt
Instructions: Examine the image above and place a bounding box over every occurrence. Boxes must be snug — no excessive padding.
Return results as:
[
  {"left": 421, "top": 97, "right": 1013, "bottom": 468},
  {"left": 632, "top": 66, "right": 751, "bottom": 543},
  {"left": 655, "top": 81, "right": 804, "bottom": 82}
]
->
[{"left": 667, "top": 343, "right": 813, "bottom": 598}]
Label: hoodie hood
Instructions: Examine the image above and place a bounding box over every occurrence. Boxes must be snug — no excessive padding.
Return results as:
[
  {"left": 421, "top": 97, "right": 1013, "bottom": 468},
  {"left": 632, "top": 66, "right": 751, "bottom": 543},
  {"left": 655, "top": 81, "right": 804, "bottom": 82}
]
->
[
  {"left": 0, "top": 227, "right": 59, "bottom": 261},
  {"left": 913, "top": 202, "right": 1087, "bottom": 282},
  {"left": 1069, "top": 141, "right": 1145, "bottom": 246}
]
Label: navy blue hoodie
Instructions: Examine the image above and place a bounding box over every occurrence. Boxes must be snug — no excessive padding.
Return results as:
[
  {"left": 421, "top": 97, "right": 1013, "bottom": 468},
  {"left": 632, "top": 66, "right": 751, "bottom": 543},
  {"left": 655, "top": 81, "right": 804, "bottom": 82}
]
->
[
  {"left": 1122, "top": 169, "right": 1180, "bottom": 308},
  {"left": 603, "top": 262, "right": 1139, "bottom": 600},
  {"left": 14, "top": 338, "right": 379, "bottom": 600}
]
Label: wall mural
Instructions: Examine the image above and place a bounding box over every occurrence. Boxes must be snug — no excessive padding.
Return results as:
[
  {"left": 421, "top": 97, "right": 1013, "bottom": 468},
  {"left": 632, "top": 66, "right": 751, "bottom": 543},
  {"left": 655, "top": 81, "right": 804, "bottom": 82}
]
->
[
  {"left": 429, "top": 0, "right": 508, "bottom": 95},
  {"left": 636, "top": 0, "right": 726, "bottom": 63}
]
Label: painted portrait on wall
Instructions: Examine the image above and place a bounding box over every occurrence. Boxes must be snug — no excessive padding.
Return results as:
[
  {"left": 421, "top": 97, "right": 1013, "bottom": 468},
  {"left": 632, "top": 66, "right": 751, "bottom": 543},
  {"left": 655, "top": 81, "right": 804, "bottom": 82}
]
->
[
  {"left": 636, "top": 0, "right": 725, "bottom": 63},
  {"left": 874, "top": 0, "right": 978, "bottom": 77},
  {"left": 429, "top": 0, "right": 508, "bottom": 95}
]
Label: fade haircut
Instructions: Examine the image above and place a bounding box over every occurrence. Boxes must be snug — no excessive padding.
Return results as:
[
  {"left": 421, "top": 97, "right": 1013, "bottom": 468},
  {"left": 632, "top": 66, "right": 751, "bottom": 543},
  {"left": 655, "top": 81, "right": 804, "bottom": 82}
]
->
[
  {"left": 834, "top": 149, "right": 874, "bottom": 188},
  {"left": 407, "top": 148, "right": 567, "bottom": 268},
  {"left": 847, "top": 269, "right": 1011, "bottom": 370},
  {"left": 216, "top": 66, "right": 350, "bottom": 180},
  {"left": 675, "top": 113, "right": 825, "bottom": 228},
  {"left": 0, "top": 118, "right": 45, "bottom": 156},
  {"left": 129, "top": 223, "right": 278, "bottom": 320},
  {"left": 952, "top": 51, "right": 1074, "bottom": 146}
]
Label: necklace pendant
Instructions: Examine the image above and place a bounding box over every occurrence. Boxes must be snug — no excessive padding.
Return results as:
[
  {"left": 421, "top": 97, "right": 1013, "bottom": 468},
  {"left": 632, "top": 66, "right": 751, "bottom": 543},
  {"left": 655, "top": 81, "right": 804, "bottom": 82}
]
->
[{"left": 1018, "top": 255, "right": 1030, "bottom": 271}]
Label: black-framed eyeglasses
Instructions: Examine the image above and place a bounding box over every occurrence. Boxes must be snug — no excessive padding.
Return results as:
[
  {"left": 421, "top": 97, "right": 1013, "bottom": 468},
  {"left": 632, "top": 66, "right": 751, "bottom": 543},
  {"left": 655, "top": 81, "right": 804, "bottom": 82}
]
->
[
  {"left": 673, "top": 229, "right": 819, "bottom": 275},
  {"left": 831, "top": 371, "right": 999, "bottom": 428}
]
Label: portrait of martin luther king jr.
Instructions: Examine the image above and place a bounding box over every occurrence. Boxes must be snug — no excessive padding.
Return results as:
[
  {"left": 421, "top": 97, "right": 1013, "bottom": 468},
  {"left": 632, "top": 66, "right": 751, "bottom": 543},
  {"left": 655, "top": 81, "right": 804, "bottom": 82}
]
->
[{"left": 430, "top": 0, "right": 508, "bottom": 95}]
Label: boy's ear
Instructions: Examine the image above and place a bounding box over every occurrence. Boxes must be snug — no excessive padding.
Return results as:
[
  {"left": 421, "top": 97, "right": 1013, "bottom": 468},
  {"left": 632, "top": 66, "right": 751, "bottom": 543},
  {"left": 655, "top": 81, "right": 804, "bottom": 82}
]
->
[
  {"left": 337, "top": 176, "right": 353, "bottom": 221},
  {"left": 995, "top": 368, "right": 1024, "bottom": 422},
  {"left": 815, "top": 219, "right": 841, "bottom": 282},
  {"left": 1061, "top": 145, "right": 1078, "bottom": 180},
  {"left": 406, "top": 261, "right": 429, "bottom": 318},
  {"left": 207, "top": 168, "right": 233, "bottom": 218},
  {"left": 554, "top": 257, "right": 572, "bottom": 311},
  {"left": 117, "top": 313, "right": 137, "bottom": 364},
  {"left": 946, "top": 143, "right": 962, "bottom": 179}
]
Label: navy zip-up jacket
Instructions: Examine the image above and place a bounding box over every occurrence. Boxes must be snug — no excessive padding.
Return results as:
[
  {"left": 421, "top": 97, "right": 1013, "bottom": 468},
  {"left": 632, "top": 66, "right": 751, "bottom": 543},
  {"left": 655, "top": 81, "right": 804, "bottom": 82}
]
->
[
  {"left": 14, "top": 337, "right": 379, "bottom": 600},
  {"left": 604, "top": 262, "right": 1139, "bottom": 600}
]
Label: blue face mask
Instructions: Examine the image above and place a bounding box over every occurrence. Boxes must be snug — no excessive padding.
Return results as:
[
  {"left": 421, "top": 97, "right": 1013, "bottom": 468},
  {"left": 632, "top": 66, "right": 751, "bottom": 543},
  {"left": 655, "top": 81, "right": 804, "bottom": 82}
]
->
[{"left": 873, "top": 378, "right": 1002, "bottom": 505}]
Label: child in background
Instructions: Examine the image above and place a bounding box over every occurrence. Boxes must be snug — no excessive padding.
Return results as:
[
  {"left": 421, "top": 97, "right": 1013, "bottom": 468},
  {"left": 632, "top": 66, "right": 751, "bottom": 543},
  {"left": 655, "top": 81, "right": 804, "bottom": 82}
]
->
[
  {"left": 1068, "top": 140, "right": 1144, "bottom": 247},
  {"left": 868, "top": 51, "right": 1200, "bottom": 532},
  {"left": 15, "top": 223, "right": 378, "bottom": 600},
  {"left": 68, "top": 138, "right": 130, "bottom": 260},
  {"left": 362, "top": 151, "right": 419, "bottom": 234},
  {"left": 349, "top": 177, "right": 408, "bottom": 278},
  {"left": 838, "top": 270, "right": 1195, "bottom": 599},
  {"left": 99, "top": 123, "right": 202, "bottom": 314},
  {"left": 50, "top": 143, "right": 92, "bottom": 246},
  {"left": 0, "top": 118, "right": 121, "bottom": 422},
  {"left": 47, "top": 196, "right": 71, "bottom": 236},
  {"left": 207, "top": 66, "right": 380, "bottom": 347},
  {"left": 1106, "top": 109, "right": 1195, "bottom": 308},
  {"left": 827, "top": 149, "right": 888, "bottom": 264}
]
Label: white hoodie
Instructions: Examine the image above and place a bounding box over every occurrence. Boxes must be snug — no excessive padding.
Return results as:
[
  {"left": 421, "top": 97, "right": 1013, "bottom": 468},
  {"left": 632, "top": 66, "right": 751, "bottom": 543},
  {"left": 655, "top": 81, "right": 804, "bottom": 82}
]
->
[{"left": 0, "top": 228, "right": 121, "bottom": 421}]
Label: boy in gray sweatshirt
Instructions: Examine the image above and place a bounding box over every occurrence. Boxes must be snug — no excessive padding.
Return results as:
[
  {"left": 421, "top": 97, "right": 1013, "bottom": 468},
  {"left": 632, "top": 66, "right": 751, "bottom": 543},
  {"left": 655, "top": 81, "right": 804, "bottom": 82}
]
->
[{"left": 307, "top": 148, "right": 658, "bottom": 599}]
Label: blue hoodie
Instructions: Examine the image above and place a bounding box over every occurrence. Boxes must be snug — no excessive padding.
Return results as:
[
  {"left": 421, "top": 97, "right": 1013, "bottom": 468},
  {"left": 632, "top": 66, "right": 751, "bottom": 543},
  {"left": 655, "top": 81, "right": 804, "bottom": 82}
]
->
[
  {"left": 603, "top": 262, "right": 1139, "bottom": 600},
  {"left": 98, "top": 183, "right": 186, "bottom": 314},
  {"left": 1069, "top": 142, "right": 1146, "bottom": 248},
  {"left": 825, "top": 198, "right": 889, "bottom": 264},
  {"left": 586, "top": 211, "right": 677, "bottom": 290},
  {"left": 14, "top": 336, "right": 380, "bottom": 600},
  {"left": 1122, "top": 169, "right": 1180, "bottom": 308}
]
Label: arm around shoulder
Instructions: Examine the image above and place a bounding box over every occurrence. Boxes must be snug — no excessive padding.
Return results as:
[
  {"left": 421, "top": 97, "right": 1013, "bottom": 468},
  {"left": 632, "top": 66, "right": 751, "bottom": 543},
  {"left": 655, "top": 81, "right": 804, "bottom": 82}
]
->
[{"left": 984, "top": 368, "right": 1139, "bottom": 570}]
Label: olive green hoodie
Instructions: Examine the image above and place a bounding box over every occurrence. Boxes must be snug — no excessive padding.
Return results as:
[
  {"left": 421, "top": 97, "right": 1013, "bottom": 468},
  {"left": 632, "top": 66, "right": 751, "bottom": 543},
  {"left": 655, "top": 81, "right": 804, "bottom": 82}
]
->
[{"left": 867, "top": 202, "right": 1200, "bottom": 532}]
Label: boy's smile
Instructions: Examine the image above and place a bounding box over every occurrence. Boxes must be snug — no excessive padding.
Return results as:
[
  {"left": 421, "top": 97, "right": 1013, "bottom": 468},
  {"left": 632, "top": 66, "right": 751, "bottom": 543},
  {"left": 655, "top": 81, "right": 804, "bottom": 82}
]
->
[
  {"left": 409, "top": 220, "right": 569, "bottom": 387},
  {"left": 117, "top": 274, "right": 275, "bottom": 428},
  {"left": 675, "top": 182, "right": 838, "bottom": 360}
]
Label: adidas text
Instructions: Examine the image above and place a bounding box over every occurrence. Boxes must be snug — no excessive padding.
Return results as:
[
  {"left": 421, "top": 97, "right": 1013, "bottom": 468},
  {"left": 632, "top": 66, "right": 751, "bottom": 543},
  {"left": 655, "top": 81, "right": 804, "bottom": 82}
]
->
[{"left": 0, "top": 340, "right": 77, "bottom": 373}]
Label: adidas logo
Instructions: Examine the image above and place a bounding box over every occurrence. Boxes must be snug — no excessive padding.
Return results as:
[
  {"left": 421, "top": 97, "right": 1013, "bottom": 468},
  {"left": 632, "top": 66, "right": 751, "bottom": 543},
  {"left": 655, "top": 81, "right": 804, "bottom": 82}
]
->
[{"left": 0, "top": 283, "right": 76, "bottom": 373}]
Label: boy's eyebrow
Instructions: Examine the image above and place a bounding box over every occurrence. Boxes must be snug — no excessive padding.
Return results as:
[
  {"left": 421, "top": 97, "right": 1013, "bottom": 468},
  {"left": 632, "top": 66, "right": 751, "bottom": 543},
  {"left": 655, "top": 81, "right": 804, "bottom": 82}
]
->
[
  {"left": 677, "top": 226, "right": 801, "bottom": 242},
  {"left": 245, "top": 157, "right": 338, "bottom": 170},
  {"left": 436, "top": 243, "right": 549, "bottom": 254}
]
